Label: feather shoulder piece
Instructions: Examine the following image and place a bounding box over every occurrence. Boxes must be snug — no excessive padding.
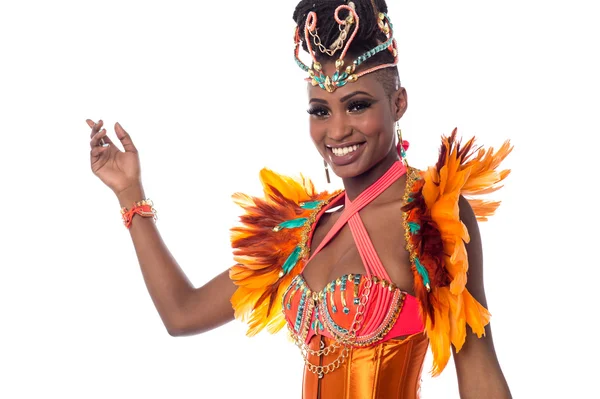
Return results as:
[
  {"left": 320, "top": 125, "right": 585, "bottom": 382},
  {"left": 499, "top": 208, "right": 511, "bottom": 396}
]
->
[
  {"left": 229, "top": 169, "right": 339, "bottom": 336},
  {"left": 402, "top": 128, "right": 512, "bottom": 376}
]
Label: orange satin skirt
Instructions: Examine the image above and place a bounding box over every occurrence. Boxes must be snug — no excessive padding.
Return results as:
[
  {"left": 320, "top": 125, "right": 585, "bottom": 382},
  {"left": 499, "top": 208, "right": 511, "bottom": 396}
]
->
[{"left": 302, "top": 332, "right": 429, "bottom": 399}]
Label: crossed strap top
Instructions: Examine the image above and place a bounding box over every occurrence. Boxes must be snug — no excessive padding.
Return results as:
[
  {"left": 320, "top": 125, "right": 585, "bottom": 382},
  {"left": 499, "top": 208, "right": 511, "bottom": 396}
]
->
[{"left": 282, "top": 162, "right": 425, "bottom": 347}]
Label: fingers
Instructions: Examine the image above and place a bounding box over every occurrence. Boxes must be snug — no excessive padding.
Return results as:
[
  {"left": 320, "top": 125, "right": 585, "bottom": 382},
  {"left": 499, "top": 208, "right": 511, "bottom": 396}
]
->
[
  {"left": 114, "top": 122, "right": 138, "bottom": 153},
  {"left": 90, "top": 128, "right": 112, "bottom": 149},
  {"left": 88, "top": 119, "right": 117, "bottom": 149},
  {"left": 88, "top": 119, "right": 107, "bottom": 146},
  {"left": 87, "top": 119, "right": 138, "bottom": 153},
  {"left": 88, "top": 119, "right": 104, "bottom": 138}
]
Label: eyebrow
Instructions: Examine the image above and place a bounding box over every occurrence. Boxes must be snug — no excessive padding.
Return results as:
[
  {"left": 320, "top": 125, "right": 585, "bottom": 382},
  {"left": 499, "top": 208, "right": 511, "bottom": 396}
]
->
[
  {"left": 309, "top": 90, "right": 374, "bottom": 105},
  {"left": 340, "top": 91, "right": 374, "bottom": 102}
]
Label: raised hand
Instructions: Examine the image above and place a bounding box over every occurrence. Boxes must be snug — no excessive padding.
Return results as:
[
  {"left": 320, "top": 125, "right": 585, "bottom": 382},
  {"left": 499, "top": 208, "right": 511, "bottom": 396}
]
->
[{"left": 88, "top": 119, "right": 143, "bottom": 198}]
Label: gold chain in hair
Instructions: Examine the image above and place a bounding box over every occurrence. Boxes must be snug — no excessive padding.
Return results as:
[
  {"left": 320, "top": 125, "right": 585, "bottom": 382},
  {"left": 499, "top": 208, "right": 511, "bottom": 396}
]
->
[
  {"left": 309, "top": 2, "right": 356, "bottom": 57},
  {"left": 309, "top": 23, "right": 348, "bottom": 57}
]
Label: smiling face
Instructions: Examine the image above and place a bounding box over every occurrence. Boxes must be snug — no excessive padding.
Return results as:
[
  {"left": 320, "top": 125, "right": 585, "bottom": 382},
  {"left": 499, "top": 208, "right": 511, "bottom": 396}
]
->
[{"left": 307, "top": 62, "right": 407, "bottom": 180}]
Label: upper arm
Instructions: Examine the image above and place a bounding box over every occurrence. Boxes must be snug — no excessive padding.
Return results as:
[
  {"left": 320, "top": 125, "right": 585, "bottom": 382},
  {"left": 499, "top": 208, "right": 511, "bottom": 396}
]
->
[
  {"left": 452, "top": 196, "right": 512, "bottom": 399},
  {"left": 169, "top": 269, "right": 237, "bottom": 336}
]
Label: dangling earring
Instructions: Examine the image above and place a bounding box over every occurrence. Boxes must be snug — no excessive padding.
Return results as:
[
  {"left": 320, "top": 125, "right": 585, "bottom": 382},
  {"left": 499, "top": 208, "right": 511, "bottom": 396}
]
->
[
  {"left": 323, "top": 159, "right": 331, "bottom": 184},
  {"left": 396, "top": 123, "right": 409, "bottom": 167}
]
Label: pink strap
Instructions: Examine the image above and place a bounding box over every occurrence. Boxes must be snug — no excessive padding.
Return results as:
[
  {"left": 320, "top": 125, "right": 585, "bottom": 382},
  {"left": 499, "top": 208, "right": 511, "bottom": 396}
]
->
[
  {"left": 300, "top": 161, "right": 423, "bottom": 341},
  {"left": 303, "top": 162, "right": 406, "bottom": 272},
  {"left": 348, "top": 215, "right": 390, "bottom": 280}
]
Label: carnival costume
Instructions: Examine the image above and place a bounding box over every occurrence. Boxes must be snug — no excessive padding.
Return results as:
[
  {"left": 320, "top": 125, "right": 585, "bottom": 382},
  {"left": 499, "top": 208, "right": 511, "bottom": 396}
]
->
[{"left": 228, "top": 3, "right": 512, "bottom": 398}]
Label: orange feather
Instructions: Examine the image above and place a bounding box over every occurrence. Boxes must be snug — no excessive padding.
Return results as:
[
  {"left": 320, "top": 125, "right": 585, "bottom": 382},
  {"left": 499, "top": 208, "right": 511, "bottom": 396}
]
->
[
  {"left": 229, "top": 168, "right": 338, "bottom": 336},
  {"left": 420, "top": 129, "right": 511, "bottom": 376}
]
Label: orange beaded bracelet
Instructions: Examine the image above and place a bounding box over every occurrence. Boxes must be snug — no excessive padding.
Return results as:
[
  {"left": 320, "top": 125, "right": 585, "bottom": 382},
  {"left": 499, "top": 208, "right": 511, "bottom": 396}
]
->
[{"left": 121, "top": 199, "right": 157, "bottom": 228}]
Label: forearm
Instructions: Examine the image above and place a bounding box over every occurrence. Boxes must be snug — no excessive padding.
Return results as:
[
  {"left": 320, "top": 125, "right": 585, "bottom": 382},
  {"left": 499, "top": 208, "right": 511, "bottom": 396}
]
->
[
  {"left": 459, "top": 376, "right": 512, "bottom": 399},
  {"left": 118, "top": 186, "right": 195, "bottom": 334},
  {"left": 455, "top": 326, "right": 512, "bottom": 399}
]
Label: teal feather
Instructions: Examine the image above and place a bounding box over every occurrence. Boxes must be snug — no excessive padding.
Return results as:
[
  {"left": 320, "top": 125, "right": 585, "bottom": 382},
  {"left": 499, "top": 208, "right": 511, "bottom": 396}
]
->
[
  {"left": 300, "top": 201, "right": 322, "bottom": 210},
  {"left": 282, "top": 246, "right": 302, "bottom": 275},
  {"left": 414, "top": 258, "right": 431, "bottom": 287},
  {"left": 408, "top": 222, "right": 420, "bottom": 234},
  {"left": 277, "top": 218, "right": 307, "bottom": 230}
]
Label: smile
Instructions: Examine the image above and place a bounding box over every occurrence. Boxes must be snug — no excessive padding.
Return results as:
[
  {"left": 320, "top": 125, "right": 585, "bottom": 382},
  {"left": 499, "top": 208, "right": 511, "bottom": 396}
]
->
[
  {"left": 326, "top": 142, "right": 366, "bottom": 166},
  {"left": 331, "top": 144, "right": 361, "bottom": 157}
]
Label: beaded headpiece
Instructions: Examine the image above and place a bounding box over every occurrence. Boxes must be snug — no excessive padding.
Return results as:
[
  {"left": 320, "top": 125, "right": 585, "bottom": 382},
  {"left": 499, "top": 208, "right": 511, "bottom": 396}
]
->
[{"left": 294, "top": 2, "right": 398, "bottom": 93}]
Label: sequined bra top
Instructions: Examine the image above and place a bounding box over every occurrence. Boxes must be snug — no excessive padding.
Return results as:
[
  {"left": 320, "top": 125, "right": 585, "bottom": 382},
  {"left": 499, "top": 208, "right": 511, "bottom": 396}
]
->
[
  {"left": 283, "top": 273, "right": 423, "bottom": 346},
  {"left": 282, "top": 162, "right": 425, "bottom": 347}
]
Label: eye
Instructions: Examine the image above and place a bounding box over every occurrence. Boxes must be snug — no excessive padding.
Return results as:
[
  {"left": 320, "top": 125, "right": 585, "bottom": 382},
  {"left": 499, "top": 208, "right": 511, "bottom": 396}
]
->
[
  {"left": 347, "top": 100, "right": 372, "bottom": 113},
  {"left": 307, "top": 106, "right": 330, "bottom": 118}
]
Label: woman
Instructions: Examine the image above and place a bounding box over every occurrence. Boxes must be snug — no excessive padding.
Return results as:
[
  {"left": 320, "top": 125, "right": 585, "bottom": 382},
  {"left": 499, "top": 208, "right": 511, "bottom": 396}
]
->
[{"left": 87, "top": 0, "right": 512, "bottom": 397}]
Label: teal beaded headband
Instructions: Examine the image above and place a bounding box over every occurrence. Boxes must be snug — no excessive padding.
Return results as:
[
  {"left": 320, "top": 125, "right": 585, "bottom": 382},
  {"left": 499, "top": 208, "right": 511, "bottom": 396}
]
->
[{"left": 294, "top": 4, "right": 398, "bottom": 93}]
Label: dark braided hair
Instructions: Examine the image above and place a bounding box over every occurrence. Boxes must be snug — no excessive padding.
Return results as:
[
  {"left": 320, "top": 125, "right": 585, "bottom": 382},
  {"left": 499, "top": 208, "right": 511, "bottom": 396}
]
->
[{"left": 293, "top": 0, "right": 400, "bottom": 96}]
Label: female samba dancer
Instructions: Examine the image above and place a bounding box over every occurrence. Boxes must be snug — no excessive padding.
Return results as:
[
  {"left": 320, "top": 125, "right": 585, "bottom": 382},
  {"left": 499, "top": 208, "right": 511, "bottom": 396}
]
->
[{"left": 87, "top": 1, "right": 512, "bottom": 397}]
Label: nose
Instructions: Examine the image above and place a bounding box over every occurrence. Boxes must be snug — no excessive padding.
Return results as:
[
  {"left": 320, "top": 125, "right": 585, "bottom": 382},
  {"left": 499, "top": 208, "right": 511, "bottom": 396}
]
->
[{"left": 327, "top": 113, "right": 352, "bottom": 142}]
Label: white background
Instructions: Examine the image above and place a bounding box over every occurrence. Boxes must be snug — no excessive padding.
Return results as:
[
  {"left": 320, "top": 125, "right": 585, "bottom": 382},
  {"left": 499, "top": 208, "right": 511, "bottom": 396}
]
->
[{"left": 1, "top": 0, "right": 598, "bottom": 398}]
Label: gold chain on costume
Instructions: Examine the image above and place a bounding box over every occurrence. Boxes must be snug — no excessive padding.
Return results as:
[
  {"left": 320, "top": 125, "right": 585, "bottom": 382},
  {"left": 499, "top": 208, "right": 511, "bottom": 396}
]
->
[{"left": 290, "top": 278, "right": 373, "bottom": 379}]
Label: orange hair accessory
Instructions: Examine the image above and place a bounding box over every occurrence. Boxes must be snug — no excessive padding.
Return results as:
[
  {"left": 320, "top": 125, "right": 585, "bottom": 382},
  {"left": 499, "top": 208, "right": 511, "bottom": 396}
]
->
[{"left": 121, "top": 199, "right": 157, "bottom": 228}]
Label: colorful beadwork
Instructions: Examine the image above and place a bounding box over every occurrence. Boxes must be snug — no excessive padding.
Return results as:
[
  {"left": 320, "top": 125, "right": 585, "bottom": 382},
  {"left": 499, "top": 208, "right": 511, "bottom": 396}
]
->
[
  {"left": 329, "top": 283, "right": 337, "bottom": 313},
  {"left": 353, "top": 274, "right": 361, "bottom": 305},
  {"left": 340, "top": 275, "right": 349, "bottom": 314},
  {"left": 283, "top": 273, "right": 407, "bottom": 348},
  {"left": 401, "top": 168, "right": 431, "bottom": 291}
]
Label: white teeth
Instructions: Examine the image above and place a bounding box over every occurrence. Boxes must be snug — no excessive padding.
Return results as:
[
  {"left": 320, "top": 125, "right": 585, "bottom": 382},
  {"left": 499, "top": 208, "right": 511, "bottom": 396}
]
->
[{"left": 332, "top": 144, "right": 360, "bottom": 157}]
